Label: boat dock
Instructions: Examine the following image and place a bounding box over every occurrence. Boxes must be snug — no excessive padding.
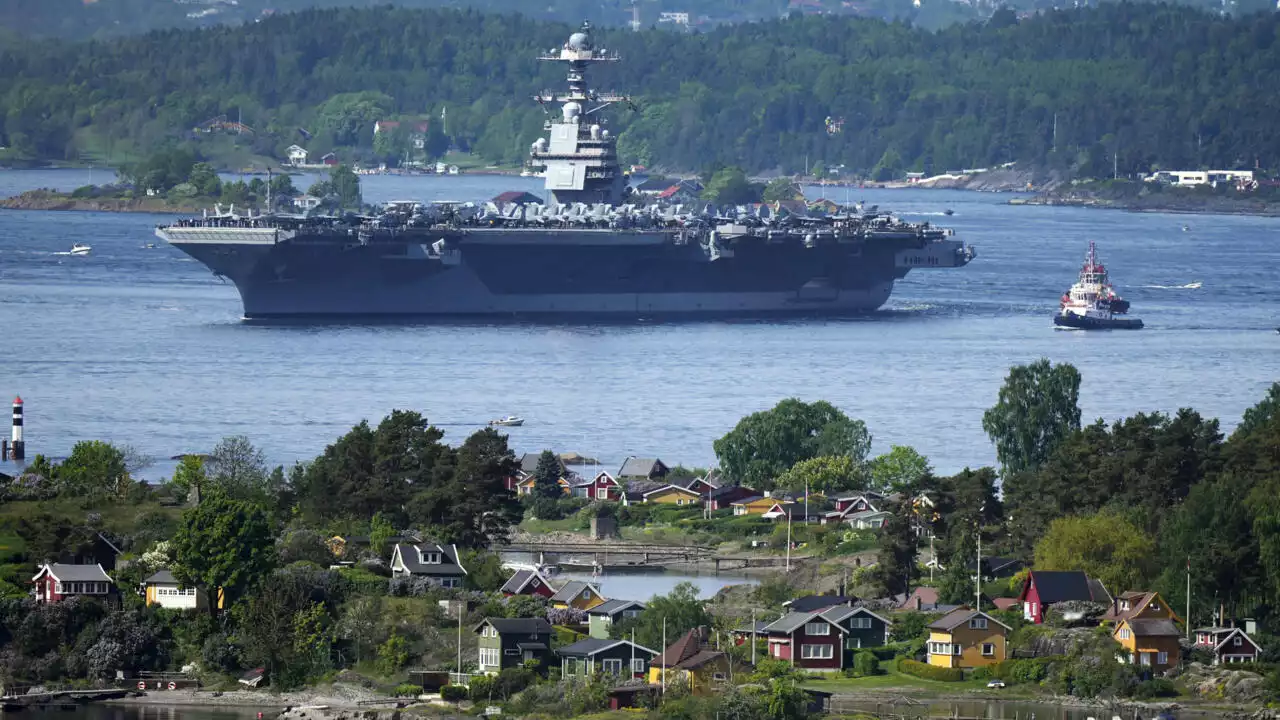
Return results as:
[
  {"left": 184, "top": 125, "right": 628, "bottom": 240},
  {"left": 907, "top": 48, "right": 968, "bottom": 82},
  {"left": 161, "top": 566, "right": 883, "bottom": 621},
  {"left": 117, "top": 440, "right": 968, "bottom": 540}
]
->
[{"left": 0, "top": 687, "right": 134, "bottom": 710}]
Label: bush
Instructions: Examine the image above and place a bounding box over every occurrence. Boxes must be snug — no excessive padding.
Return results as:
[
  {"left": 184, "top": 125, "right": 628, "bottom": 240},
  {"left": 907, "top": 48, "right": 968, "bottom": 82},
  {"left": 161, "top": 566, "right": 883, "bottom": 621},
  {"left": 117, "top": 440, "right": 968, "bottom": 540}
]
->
[
  {"left": 1133, "top": 678, "right": 1178, "bottom": 700},
  {"left": 987, "top": 656, "right": 1059, "bottom": 684},
  {"left": 852, "top": 651, "right": 880, "bottom": 677},
  {"left": 439, "top": 685, "right": 467, "bottom": 702},
  {"left": 896, "top": 658, "right": 964, "bottom": 682},
  {"left": 393, "top": 683, "right": 421, "bottom": 697},
  {"left": 467, "top": 675, "right": 494, "bottom": 702}
]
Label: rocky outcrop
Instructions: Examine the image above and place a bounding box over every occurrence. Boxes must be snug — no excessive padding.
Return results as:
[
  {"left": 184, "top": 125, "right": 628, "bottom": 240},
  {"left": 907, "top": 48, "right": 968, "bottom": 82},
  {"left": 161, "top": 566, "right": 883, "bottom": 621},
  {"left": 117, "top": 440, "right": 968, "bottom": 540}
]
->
[
  {"left": 1181, "top": 662, "right": 1269, "bottom": 704},
  {"left": 0, "top": 189, "right": 203, "bottom": 214}
]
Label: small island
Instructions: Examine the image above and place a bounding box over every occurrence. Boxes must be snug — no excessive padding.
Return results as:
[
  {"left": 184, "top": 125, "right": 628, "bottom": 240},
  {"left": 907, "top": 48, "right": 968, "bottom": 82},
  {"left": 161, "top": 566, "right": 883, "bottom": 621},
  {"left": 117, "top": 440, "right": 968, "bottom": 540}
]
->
[{"left": 1013, "top": 174, "right": 1280, "bottom": 216}]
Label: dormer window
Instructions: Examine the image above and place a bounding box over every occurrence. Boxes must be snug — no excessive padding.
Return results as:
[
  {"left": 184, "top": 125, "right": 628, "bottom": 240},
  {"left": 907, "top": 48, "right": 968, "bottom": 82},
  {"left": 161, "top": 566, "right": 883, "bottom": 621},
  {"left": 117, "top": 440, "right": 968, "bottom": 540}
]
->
[
  {"left": 1120, "top": 601, "right": 1130, "bottom": 611},
  {"left": 969, "top": 617, "right": 988, "bottom": 630},
  {"left": 1150, "top": 601, "right": 1159, "bottom": 611},
  {"left": 417, "top": 548, "right": 442, "bottom": 565}
]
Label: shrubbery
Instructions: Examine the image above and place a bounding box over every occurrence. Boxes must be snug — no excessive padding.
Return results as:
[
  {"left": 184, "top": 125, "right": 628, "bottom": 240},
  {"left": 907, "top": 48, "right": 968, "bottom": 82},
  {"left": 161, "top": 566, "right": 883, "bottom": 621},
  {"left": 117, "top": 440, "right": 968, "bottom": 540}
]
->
[
  {"left": 439, "top": 685, "right": 467, "bottom": 701},
  {"left": 852, "top": 651, "right": 880, "bottom": 677},
  {"left": 896, "top": 658, "right": 964, "bottom": 682},
  {"left": 1132, "top": 678, "right": 1178, "bottom": 699}
]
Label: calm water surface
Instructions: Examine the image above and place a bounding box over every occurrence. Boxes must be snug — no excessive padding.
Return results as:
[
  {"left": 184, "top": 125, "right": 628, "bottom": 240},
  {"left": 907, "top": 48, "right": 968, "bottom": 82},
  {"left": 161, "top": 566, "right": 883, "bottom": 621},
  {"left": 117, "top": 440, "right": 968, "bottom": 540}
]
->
[{"left": 0, "top": 169, "right": 1277, "bottom": 480}]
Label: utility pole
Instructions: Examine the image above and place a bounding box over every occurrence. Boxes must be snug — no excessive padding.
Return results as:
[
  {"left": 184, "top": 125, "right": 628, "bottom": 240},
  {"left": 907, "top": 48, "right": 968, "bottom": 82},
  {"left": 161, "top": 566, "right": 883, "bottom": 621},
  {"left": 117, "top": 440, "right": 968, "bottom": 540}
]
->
[
  {"left": 266, "top": 166, "right": 272, "bottom": 212},
  {"left": 786, "top": 511, "right": 792, "bottom": 572},
  {"left": 805, "top": 479, "right": 809, "bottom": 525},
  {"left": 661, "top": 618, "right": 667, "bottom": 696},
  {"left": 1186, "top": 556, "right": 1192, "bottom": 641},
  {"left": 751, "top": 609, "right": 757, "bottom": 666},
  {"left": 631, "top": 628, "right": 636, "bottom": 678},
  {"left": 1052, "top": 113, "right": 1058, "bottom": 153},
  {"left": 1113, "top": 151, "right": 1118, "bottom": 180},
  {"left": 975, "top": 524, "right": 982, "bottom": 612},
  {"left": 456, "top": 611, "right": 462, "bottom": 679}
]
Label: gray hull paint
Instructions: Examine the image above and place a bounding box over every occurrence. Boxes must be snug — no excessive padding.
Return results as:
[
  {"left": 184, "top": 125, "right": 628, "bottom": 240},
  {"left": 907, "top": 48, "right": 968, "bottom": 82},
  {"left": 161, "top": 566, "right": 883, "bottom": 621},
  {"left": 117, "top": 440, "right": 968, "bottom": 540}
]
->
[{"left": 236, "top": 261, "right": 895, "bottom": 318}]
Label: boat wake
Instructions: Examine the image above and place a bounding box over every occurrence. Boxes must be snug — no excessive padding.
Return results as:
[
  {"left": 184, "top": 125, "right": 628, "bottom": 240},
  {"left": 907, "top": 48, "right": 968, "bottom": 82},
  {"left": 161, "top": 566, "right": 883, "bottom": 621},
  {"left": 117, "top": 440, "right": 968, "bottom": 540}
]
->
[{"left": 1143, "top": 282, "right": 1203, "bottom": 290}]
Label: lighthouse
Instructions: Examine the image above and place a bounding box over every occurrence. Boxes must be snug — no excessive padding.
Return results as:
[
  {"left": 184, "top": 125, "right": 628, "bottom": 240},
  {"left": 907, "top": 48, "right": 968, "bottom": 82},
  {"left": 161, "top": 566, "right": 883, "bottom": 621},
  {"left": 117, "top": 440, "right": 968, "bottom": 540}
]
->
[{"left": 10, "top": 396, "right": 23, "bottom": 460}]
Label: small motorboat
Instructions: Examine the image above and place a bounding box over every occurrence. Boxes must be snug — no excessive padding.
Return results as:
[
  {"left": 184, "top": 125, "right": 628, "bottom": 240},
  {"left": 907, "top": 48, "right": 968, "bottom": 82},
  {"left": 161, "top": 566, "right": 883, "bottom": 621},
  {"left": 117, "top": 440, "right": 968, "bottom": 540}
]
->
[
  {"left": 489, "top": 415, "right": 524, "bottom": 427},
  {"left": 943, "top": 208, "right": 955, "bottom": 216},
  {"left": 70, "top": 243, "right": 91, "bottom": 255}
]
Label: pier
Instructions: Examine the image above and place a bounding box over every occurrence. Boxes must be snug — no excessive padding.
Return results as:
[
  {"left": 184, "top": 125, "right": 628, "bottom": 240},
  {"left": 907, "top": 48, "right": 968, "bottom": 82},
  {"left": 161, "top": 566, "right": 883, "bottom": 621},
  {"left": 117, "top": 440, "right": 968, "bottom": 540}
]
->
[
  {"left": 510, "top": 539, "right": 811, "bottom": 572},
  {"left": 0, "top": 688, "right": 133, "bottom": 710}
]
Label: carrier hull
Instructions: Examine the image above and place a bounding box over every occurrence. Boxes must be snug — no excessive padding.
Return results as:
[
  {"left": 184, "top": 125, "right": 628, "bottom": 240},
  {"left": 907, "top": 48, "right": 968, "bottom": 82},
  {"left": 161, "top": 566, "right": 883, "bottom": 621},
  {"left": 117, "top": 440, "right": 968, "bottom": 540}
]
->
[{"left": 158, "top": 225, "right": 966, "bottom": 319}]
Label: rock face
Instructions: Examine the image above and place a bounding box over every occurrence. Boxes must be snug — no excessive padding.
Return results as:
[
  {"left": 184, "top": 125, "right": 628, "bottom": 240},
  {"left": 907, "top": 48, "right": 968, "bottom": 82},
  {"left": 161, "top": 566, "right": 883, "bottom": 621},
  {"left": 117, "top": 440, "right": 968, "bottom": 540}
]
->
[
  {"left": 0, "top": 189, "right": 203, "bottom": 214},
  {"left": 1182, "top": 662, "right": 1268, "bottom": 704}
]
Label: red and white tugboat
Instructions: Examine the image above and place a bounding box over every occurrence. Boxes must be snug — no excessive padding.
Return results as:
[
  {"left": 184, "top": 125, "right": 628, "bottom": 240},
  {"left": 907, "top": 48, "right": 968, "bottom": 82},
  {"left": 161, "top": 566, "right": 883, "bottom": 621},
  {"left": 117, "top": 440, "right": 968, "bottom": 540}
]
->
[{"left": 1054, "top": 242, "right": 1143, "bottom": 330}]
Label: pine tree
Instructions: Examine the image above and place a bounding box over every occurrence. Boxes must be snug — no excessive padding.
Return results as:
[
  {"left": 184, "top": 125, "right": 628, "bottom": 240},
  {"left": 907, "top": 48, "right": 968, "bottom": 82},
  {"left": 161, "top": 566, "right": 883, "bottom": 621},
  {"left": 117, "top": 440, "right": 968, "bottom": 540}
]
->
[
  {"left": 870, "top": 502, "right": 918, "bottom": 598},
  {"left": 532, "top": 450, "right": 564, "bottom": 500}
]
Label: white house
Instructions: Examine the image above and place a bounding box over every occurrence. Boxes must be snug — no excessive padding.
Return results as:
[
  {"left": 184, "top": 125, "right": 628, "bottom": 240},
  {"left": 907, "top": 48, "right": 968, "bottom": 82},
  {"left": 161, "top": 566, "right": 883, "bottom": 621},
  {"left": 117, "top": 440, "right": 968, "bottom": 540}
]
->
[
  {"left": 390, "top": 542, "right": 468, "bottom": 588},
  {"left": 285, "top": 144, "right": 309, "bottom": 166},
  {"left": 144, "top": 568, "right": 219, "bottom": 611}
]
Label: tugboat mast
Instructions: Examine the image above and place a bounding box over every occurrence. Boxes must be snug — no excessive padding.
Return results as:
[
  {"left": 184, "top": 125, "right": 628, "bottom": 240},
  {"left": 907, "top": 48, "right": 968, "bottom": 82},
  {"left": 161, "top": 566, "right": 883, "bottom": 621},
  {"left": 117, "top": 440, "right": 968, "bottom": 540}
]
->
[{"left": 529, "top": 22, "right": 629, "bottom": 206}]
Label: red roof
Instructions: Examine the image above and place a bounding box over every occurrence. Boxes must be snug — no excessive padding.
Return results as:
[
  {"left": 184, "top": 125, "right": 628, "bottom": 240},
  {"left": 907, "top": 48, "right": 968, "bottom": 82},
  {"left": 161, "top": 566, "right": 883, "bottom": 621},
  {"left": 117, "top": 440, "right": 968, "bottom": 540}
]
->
[{"left": 376, "top": 120, "right": 430, "bottom": 133}]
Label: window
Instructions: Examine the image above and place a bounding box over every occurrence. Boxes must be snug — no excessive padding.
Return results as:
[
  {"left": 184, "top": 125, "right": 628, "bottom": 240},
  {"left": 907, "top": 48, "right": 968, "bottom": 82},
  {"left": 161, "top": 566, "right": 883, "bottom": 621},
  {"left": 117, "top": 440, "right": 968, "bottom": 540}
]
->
[
  {"left": 1235, "top": 636, "right": 1244, "bottom": 646},
  {"left": 623, "top": 610, "right": 640, "bottom": 619},
  {"left": 804, "top": 622, "right": 830, "bottom": 636},
  {"left": 581, "top": 589, "right": 593, "bottom": 600},
  {"left": 953, "top": 644, "right": 961, "bottom": 656},
  {"left": 1157, "top": 652, "right": 1168, "bottom": 665},
  {"left": 1118, "top": 629, "right": 1132, "bottom": 640},
  {"left": 601, "top": 659, "right": 623, "bottom": 675},
  {"left": 597, "top": 488, "right": 609, "bottom": 500},
  {"left": 676, "top": 499, "right": 685, "bottom": 506},
  {"left": 800, "top": 644, "right": 834, "bottom": 660},
  {"left": 851, "top": 617, "right": 872, "bottom": 629},
  {"left": 504, "top": 649, "right": 519, "bottom": 656},
  {"left": 1150, "top": 601, "right": 1160, "bottom": 611},
  {"left": 441, "top": 578, "right": 460, "bottom": 589},
  {"left": 479, "top": 648, "right": 500, "bottom": 667},
  {"left": 631, "top": 658, "right": 646, "bottom": 674},
  {"left": 1140, "top": 653, "right": 1152, "bottom": 666},
  {"left": 982, "top": 643, "right": 996, "bottom": 657},
  {"left": 531, "top": 579, "right": 540, "bottom": 588},
  {"left": 419, "top": 550, "right": 441, "bottom": 564},
  {"left": 847, "top": 638, "right": 862, "bottom": 650},
  {"left": 969, "top": 617, "right": 988, "bottom": 630},
  {"left": 713, "top": 672, "right": 727, "bottom": 681}
]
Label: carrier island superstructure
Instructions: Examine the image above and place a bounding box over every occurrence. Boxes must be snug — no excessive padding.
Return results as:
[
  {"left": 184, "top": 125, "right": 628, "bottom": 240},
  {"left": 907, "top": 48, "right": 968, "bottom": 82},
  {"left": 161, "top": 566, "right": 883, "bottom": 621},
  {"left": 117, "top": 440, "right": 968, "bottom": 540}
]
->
[{"left": 156, "top": 23, "right": 976, "bottom": 319}]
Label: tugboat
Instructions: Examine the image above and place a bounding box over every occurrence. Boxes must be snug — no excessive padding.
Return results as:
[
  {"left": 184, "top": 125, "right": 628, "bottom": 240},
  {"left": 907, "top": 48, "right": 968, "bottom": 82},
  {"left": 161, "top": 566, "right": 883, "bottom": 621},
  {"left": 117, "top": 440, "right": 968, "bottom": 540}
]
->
[{"left": 1054, "top": 242, "right": 1144, "bottom": 330}]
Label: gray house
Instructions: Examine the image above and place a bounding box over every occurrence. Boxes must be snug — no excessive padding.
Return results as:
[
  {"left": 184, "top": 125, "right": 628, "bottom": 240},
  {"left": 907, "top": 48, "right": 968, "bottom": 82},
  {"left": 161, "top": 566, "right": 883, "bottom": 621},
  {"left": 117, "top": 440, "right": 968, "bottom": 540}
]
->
[
  {"left": 556, "top": 637, "right": 658, "bottom": 680},
  {"left": 475, "top": 617, "right": 553, "bottom": 674},
  {"left": 389, "top": 542, "right": 467, "bottom": 589},
  {"left": 588, "top": 599, "right": 646, "bottom": 639},
  {"left": 617, "top": 457, "right": 670, "bottom": 482}
]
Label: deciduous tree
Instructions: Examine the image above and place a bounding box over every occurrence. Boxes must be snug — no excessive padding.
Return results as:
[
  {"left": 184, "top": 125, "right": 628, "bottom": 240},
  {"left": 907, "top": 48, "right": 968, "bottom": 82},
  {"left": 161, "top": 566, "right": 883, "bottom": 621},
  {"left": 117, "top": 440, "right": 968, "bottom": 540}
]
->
[
  {"left": 611, "top": 581, "right": 711, "bottom": 650},
  {"left": 868, "top": 445, "right": 932, "bottom": 494},
  {"left": 1033, "top": 510, "right": 1155, "bottom": 593},
  {"left": 982, "top": 359, "right": 1081, "bottom": 477},
  {"left": 172, "top": 494, "right": 275, "bottom": 611},
  {"left": 714, "top": 399, "right": 871, "bottom": 490}
]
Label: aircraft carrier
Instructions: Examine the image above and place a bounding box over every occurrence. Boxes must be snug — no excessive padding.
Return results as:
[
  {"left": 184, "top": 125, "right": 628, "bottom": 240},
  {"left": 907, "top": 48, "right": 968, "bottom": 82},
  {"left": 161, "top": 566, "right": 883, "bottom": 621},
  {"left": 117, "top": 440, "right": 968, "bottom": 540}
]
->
[{"left": 156, "top": 23, "right": 976, "bottom": 320}]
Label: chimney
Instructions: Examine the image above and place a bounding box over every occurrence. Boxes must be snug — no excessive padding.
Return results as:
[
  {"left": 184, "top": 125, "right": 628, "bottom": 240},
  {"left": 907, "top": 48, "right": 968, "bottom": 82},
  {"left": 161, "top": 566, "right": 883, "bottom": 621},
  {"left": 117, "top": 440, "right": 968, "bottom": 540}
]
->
[
  {"left": 914, "top": 595, "right": 922, "bottom": 611},
  {"left": 763, "top": 490, "right": 771, "bottom": 498}
]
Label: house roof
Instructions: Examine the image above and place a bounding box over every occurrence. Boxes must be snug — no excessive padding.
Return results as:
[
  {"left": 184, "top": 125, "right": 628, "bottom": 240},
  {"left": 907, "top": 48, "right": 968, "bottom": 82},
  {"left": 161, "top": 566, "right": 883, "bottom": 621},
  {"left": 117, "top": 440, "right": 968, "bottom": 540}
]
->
[
  {"left": 392, "top": 542, "right": 467, "bottom": 576},
  {"left": 550, "top": 580, "right": 601, "bottom": 603},
  {"left": 823, "top": 605, "right": 892, "bottom": 627},
  {"left": 635, "top": 177, "right": 673, "bottom": 192},
  {"left": 675, "top": 649, "right": 724, "bottom": 669},
  {"left": 1124, "top": 618, "right": 1181, "bottom": 637},
  {"left": 652, "top": 628, "right": 702, "bottom": 667},
  {"left": 588, "top": 599, "right": 645, "bottom": 616},
  {"left": 708, "top": 484, "right": 752, "bottom": 501},
  {"left": 898, "top": 586, "right": 939, "bottom": 610},
  {"left": 970, "top": 557, "right": 1024, "bottom": 575},
  {"left": 1208, "top": 628, "right": 1261, "bottom": 653},
  {"left": 643, "top": 484, "right": 700, "bottom": 499},
  {"left": 991, "top": 598, "right": 1019, "bottom": 611},
  {"left": 493, "top": 191, "right": 543, "bottom": 205},
  {"left": 1025, "top": 570, "right": 1108, "bottom": 604},
  {"left": 520, "top": 452, "right": 566, "bottom": 475},
  {"left": 619, "top": 457, "right": 667, "bottom": 478},
  {"left": 475, "top": 617, "right": 553, "bottom": 635},
  {"left": 846, "top": 509, "right": 891, "bottom": 521},
  {"left": 501, "top": 569, "right": 552, "bottom": 595},
  {"left": 557, "top": 638, "right": 658, "bottom": 658},
  {"left": 763, "top": 611, "right": 829, "bottom": 634},
  {"left": 784, "top": 595, "right": 857, "bottom": 613},
  {"left": 733, "top": 621, "right": 773, "bottom": 634},
  {"left": 33, "top": 563, "right": 112, "bottom": 583},
  {"left": 1102, "top": 591, "right": 1170, "bottom": 623},
  {"left": 928, "top": 608, "right": 1011, "bottom": 632},
  {"left": 624, "top": 480, "right": 667, "bottom": 499},
  {"left": 731, "top": 495, "right": 765, "bottom": 506},
  {"left": 145, "top": 569, "right": 179, "bottom": 585}
]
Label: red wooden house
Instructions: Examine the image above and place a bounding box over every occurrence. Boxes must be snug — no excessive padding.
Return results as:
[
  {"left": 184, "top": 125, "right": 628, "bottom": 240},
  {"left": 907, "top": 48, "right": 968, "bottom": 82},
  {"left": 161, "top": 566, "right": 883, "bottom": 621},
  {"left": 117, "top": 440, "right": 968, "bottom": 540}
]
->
[
  {"left": 1194, "top": 627, "right": 1262, "bottom": 665},
  {"left": 570, "top": 471, "right": 624, "bottom": 501},
  {"left": 1018, "top": 570, "right": 1110, "bottom": 624},
  {"left": 500, "top": 569, "right": 556, "bottom": 599},
  {"left": 31, "top": 563, "right": 115, "bottom": 604},
  {"left": 707, "top": 484, "right": 756, "bottom": 511},
  {"left": 761, "top": 606, "right": 892, "bottom": 670}
]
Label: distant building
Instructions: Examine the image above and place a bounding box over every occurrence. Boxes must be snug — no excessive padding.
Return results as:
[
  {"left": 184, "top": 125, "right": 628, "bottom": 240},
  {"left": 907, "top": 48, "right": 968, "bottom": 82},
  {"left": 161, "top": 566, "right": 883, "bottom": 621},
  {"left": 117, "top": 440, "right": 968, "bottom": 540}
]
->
[
  {"left": 389, "top": 542, "right": 468, "bottom": 588},
  {"left": 657, "top": 11, "right": 690, "bottom": 24},
  {"left": 285, "top": 144, "right": 309, "bottom": 166},
  {"left": 32, "top": 563, "right": 115, "bottom": 604},
  {"left": 374, "top": 119, "right": 431, "bottom": 150},
  {"left": 1146, "top": 170, "right": 1255, "bottom": 188}
]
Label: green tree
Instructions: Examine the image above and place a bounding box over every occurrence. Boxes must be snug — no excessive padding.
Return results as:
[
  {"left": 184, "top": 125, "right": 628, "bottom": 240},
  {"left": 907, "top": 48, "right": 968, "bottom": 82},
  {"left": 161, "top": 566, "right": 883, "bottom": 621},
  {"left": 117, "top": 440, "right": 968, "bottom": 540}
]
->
[
  {"left": 714, "top": 399, "right": 872, "bottom": 490},
  {"left": 292, "top": 602, "right": 335, "bottom": 680},
  {"left": 1234, "top": 382, "right": 1280, "bottom": 441},
  {"left": 330, "top": 164, "right": 362, "bottom": 209},
  {"left": 172, "top": 493, "right": 275, "bottom": 611},
  {"left": 761, "top": 178, "right": 802, "bottom": 204},
  {"left": 867, "top": 445, "right": 932, "bottom": 494},
  {"left": 206, "top": 435, "right": 269, "bottom": 501},
  {"left": 982, "top": 359, "right": 1082, "bottom": 477},
  {"left": 58, "top": 440, "right": 130, "bottom": 499},
  {"left": 869, "top": 501, "right": 918, "bottom": 598},
  {"left": 188, "top": 161, "right": 221, "bottom": 196},
  {"left": 611, "top": 581, "right": 711, "bottom": 650},
  {"left": 338, "top": 596, "right": 384, "bottom": 663},
  {"left": 775, "top": 455, "right": 864, "bottom": 495},
  {"left": 461, "top": 549, "right": 508, "bottom": 591},
  {"left": 870, "top": 147, "right": 903, "bottom": 182},
  {"left": 377, "top": 631, "right": 409, "bottom": 674},
  {"left": 701, "top": 166, "right": 761, "bottom": 205},
  {"left": 168, "top": 454, "right": 206, "bottom": 502},
  {"left": 421, "top": 428, "right": 523, "bottom": 548},
  {"left": 1034, "top": 510, "right": 1156, "bottom": 593},
  {"left": 369, "top": 511, "right": 396, "bottom": 556},
  {"left": 531, "top": 450, "right": 564, "bottom": 500}
]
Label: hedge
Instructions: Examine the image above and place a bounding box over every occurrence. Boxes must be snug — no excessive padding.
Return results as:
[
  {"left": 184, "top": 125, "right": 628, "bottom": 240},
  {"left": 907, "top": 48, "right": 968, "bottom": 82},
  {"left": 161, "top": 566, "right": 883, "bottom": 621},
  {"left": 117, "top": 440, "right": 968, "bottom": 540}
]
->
[
  {"left": 440, "top": 685, "right": 467, "bottom": 702},
  {"left": 986, "top": 656, "right": 1061, "bottom": 684},
  {"left": 896, "top": 658, "right": 964, "bottom": 682}
]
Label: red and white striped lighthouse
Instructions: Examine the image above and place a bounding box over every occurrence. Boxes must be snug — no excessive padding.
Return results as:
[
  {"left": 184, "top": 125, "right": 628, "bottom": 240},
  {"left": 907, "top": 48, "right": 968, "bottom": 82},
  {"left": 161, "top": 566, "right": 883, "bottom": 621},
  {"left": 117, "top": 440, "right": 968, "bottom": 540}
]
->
[{"left": 10, "top": 396, "right": 24, "bottom": 460}]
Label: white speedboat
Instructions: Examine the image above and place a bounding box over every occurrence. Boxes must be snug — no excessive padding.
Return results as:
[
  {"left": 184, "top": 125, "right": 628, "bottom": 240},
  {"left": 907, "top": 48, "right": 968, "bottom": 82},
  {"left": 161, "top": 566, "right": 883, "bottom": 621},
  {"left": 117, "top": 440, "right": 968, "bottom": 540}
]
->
[
  {"left": 489, "top": 415, "right": 524, "bottom": 427},
  {"left": 69, "top": 243, "right": 91, "bottom": 256}
]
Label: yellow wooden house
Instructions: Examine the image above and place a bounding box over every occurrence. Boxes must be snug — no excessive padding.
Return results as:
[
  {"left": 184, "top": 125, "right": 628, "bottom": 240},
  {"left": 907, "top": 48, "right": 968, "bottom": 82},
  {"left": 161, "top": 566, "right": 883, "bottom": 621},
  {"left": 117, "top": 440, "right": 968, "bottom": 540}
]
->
[
  {"left": 515, "top": 474, "right": 571, "bottom": 496},
  {"left": 550, "top": 580, "right": 606, "bottom": 610},
  {"left": 642, "top": 484, "right": 702, "bottom": 505},
  {"left": 1105, "top": 591, "right": 1183, "bottom": 672},
  {"left": 732, "top": 495, "right": 792, "bottom": 516},
  {"left": 648, "top": 628, "right": 734, "bottom": 694},
  {"left": 927, "top": 608, "right": 1010, "bottom": 668}
]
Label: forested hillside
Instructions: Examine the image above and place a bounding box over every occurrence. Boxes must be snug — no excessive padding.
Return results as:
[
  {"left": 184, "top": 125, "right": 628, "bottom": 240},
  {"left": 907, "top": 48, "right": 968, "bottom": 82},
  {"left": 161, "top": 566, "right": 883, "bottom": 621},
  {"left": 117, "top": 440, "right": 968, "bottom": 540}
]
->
[{"left": 1, "top": 4, "right": 1277, "bottom": 176}]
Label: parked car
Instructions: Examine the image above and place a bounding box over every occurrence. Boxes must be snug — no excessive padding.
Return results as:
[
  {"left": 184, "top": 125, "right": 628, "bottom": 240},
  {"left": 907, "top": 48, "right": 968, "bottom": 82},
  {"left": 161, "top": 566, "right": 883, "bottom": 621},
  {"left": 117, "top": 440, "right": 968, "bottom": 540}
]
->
[{"left": 986, "top": 680, "right": 1006, "bottom": 689}]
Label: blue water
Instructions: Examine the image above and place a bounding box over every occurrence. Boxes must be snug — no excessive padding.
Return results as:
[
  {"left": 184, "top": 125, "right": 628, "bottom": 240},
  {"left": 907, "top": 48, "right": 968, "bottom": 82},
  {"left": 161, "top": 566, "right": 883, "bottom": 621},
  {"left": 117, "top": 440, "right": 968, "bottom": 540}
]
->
[{"left": 0, "top": 169, "right": 1277, "bottom": 482}]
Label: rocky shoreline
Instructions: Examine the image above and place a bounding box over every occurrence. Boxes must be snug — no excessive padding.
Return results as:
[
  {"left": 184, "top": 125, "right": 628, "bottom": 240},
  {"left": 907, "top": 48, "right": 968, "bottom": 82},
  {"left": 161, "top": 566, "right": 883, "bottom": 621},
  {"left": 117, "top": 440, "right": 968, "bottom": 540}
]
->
[
  {"left": 1, "top": 189, "right": 203, "bottom": 214},
  {"left": 1011, "top": 189, "right": 1280, "bottom": 217}
]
